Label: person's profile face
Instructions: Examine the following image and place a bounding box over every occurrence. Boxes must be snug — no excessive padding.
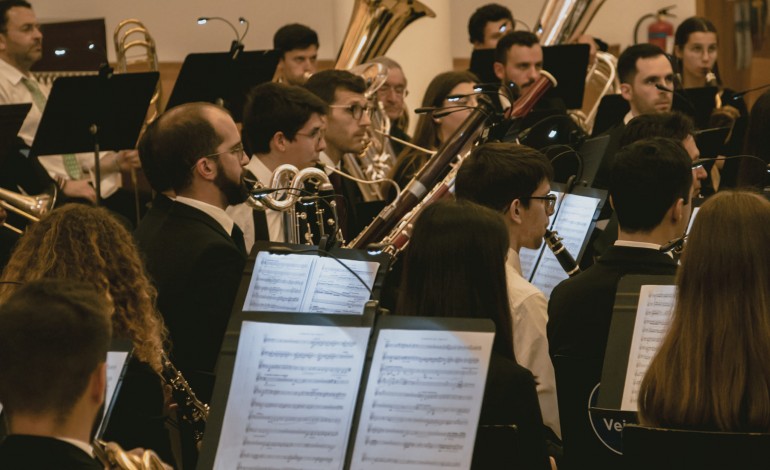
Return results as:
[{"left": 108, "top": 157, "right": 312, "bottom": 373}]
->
[
  {"left": 0, "top": 7, "right": 42, "bottom": 71},
  {"left": 376, "top": 67, "right": 407, "bottom": 121},
  {"left": 476, "top": 18, "right": 512, "bottom": 49},
  {"left": 209, "top": 109, "right": 249, "bottom": 205},
  {"left": 498, "top": 44, "right": 543, "bottom": 93},
  {"left": 518, "top": 179, "right": 553, "bottom": 250},
  {"left": 284, "top": 112, "right": 326, "bottom": 170},
  {"left": 324, "top": 89, "right": 371, "bottom": 156},
  {"left": 436, "top": 81, "right": 477, "bottom": 144},
  {"left": 280, "top": 45, "right": 318, "bottom": 86},
  {"left": 623, "top": 55, "right": 674, "bottom": 116}
]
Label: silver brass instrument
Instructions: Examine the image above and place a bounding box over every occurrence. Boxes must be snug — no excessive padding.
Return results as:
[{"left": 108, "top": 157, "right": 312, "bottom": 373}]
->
[
  {"left": 93, "top": 439, "right": 166, "bottom": 470},
  {"left": 160, "top": 352, "right": 209, "bottom": 448},
  {"left": 246, "top": 165, "right": 338, "bottom": 245},
  {"left": 0, "top": 185, "right": 56, "bottom": 234},
  {"left": 534, "top": 0, "right": 618, "bottom": 134},
  {"left": 334, "top": 0, "right": 436, "bottom": 201}
]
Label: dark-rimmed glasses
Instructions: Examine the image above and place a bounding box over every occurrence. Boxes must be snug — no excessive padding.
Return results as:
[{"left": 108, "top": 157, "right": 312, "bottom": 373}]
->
[
  {"left": 329, "top": 103, "right": 371, "bottom": 120},
  {"left": 295, "top": 128, "right": 326, "bottom": 144},
  {"left": 521, "top": 193, "right": 558, "bottom": 213}
]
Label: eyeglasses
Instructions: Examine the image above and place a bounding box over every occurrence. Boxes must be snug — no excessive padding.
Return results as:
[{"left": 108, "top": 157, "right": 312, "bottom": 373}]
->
[
  {"left": 377, "top": 85, "right": 408, "bottom": 98},
  {"left": 521, "top": 193, "right": 558, "bottom": 213},
  {"left": 295, "top": 128, "right": 326, "bottom": 144},
  {"left": 329, "top": 103, "right": 371, "bottom": 120},
  {"left": 192, "top": 144, "right": 245, "bottom": 170}
]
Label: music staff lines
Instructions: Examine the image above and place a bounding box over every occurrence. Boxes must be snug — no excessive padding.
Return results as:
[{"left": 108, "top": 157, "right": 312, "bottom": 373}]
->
[
  {"left": 364, "top": 437, "right": 464, "bottom": 451},
  {"left": 376, "top": 377, "right": 476, "bottom": 389},
  {"left": 263, "top": 336, "right": 357, "bottom": 348},
  {"left": 373, "top": 389, "right": 472, "bottom": 401},
  {"left": 383, "top": 341, "right": 482, "bottom": 351},
  {"left": 255, "top": 374, "right": 350, "bottom": 386},
  {"left": 241, "top": 439, "right": 336, "bottom": 451},
  {"left": 252, "top": 387, "right": 347, "bottom": 400},
  {"left": 368, "top": 412, "right": 468, "bottom": 427},
  {"left": 360, "top": 453, "right": 462, "bottom": 467},
  {"left": 371, "top": 400, "right": 470, "bottom": 415},
  {"left": 366, "top": 425, "right": 467, "bottom": 440},
  {"left": 244, "top": 427, "right": 339, "bottom": 438},
  {"left": 379, "top": 365, "right": 477, "bottom": 376},
  {"left": 237, "top": 451, "right": 333, "bottom": 465},
  {"left": 247, "top": 413, "right": 341, "bottom": 425},
  {"left": 382, "top": 354, "right": 479, "bottom": 365},
  {"left": 257, "top": 361, "right": 352, "bottom": 374},
  {"left": 249, "top": 400, "right": 344, "bottom": 411},
  {"left": 260, "top": 349, "right": 355, "bottom": 361}
]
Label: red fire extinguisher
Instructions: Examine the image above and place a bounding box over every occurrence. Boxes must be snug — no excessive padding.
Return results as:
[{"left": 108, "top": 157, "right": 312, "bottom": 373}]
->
[{"left": 634, "top": 5, "right": 676, "bottom": 51}]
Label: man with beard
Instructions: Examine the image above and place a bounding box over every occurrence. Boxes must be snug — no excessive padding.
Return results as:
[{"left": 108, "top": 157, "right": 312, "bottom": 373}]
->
[{"left": 135, "top": 102, "right": 249, "bottom": 405}]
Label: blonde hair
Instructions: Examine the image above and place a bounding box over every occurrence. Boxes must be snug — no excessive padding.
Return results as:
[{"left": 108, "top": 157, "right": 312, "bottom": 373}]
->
[{"left": 0, "top": 204, "right": 167, "bottom": 373}]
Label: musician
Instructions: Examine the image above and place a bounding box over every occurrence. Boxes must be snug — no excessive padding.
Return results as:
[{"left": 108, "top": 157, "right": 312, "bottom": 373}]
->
[
  {"left": 0, "top": 0, "right": 143, "bottom": 219},
  {"left": 227, "top": 82, "right": 328, "bottom": 252},
  {"left": 455, "top": 142, "right": 561, "bottom": 444},
  {"left": 273, "top": 23, "right": 318, "bottom": 86},
  {"left": 0, "top": 279, "right": 111, "bottom": 469},
  {"left": 135, "top": 102, "right": 249, "bottom": 408},
  {"left": 370, "top": 56, "right": 412, "bottom": 156},
  {"left": 591, "top": 43, "right": 675, "bottom": 190},
  {"left": 306, "top": 69, "right": 379, "bottom": 239},
  {"left": 468, "top": 3, "right": 513, "bottom": 50},
  {"left": 547, "top": 137, "right": 691, "bottom": 470}
]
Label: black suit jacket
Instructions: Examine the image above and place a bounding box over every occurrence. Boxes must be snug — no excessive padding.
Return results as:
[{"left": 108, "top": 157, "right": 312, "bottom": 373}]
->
[
  {"left": 590, "top": 122, "right": 626, "bottom": 192},
  {"left": 547, "top": 245, "right": 677, "bottom": 470},
  {"left": 135, "top": 199, "right": 246, "bottom": 403},
  {"left": 0, "top": 435, "right": 102, "bottom": 469}
]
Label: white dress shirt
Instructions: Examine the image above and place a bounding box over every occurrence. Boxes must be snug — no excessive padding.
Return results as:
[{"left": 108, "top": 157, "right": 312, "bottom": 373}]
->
[{"left": 175, "top": 195, "right": 235, "bottom": 235}]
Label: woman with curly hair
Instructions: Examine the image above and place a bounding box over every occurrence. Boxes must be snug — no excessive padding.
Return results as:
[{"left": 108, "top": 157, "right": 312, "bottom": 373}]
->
[{"left": 0, "top": 204, "right": 175, "bottom": 463}]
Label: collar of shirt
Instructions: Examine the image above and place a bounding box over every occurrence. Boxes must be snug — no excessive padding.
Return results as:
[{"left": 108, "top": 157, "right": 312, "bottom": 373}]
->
[
  {"left": 623, "top": 110, "right": 637, "bottom": 125},
  {"left": 54, "top": 436, "right": 94, "bottom": 458},
  {"left": 506, "top": 247, "right": 523, "bottom": 276},
  {"left": 248, "top": 155, "right": 273, "bottom": 185},
  {"left": 319, "top": 151, "right": 339, "bottom": 173},
  {"left": 175, "top": 195, "right": 235, "bottom": 235},
  {"left": 0, "top": 57, "right": 26, "bottom": 86},
  {"left": 614, "top": 239, "right": 662, "bottom": 250}
]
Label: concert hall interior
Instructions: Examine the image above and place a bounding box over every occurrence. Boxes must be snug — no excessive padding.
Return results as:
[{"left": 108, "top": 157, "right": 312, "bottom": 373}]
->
[{"left": 1, "top": 1, "right": 770, "bottom": 469}]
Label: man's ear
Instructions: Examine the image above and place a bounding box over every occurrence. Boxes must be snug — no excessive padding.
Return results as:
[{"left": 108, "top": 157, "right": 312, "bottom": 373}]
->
[
  {"left": 271, "top": 131, "right": 287, "bottom": 153},
  {"left": 609, "top": 194, "right": 615, "bottom": 210},
  {"left": 90, "top": 362, "right": 107, "bottom": 407},
  {"left": 493, "top": 61, "right": 505, "bottom": 81},
  {"left": 620, "top": 82, "right": 632, "bottom": 101},
  {"left": 192, "top": 157, "right": 216, "bottom": 181},
  {"left": 671, "top": 197, "right": 685, "bottom": 223},
  {"left": 508, "top": 199, "right": 523, "bottom": 225}
]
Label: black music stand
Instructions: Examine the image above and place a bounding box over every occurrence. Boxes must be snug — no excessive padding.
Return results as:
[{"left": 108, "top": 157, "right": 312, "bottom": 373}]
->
[
  {"left": 30, "top": 72, "right": 158, "bottom": 204},
  {"left": 166, "top": 50, "right": 280, "bottom": 122},
  {"left": 674, "top": 86, "right": 719, "bottom": 129},
  {"left": 469, "top": 48, "right": 498, "bottom": 85},
  {"left": 542, "top": 44, "right": 590, "bottom": 109},
  {"left": 0, "top": 103, "right": 31, "bottom": 160}
]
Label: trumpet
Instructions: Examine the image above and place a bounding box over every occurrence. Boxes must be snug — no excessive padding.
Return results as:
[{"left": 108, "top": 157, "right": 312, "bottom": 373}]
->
[
  {"left": 246, "top": 165, "right": 338, "bottom": 245},
  {"left": 0, "top": 185, "right": 57, "bottom": 234}
]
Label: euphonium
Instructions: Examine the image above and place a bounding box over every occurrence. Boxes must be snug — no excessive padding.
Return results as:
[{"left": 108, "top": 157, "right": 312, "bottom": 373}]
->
[
  {"left": 0, "top": 184, "right": 56, "bottom": 234},
  {"left": 113, "top": 19, "right": 163, "bottom": 127},
  {"left": 246, "top": 165, "right": 338, "bottom": 245}
]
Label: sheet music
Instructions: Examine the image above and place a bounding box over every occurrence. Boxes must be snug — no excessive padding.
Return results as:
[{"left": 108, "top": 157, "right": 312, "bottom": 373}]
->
[
  {"left": 243, "top": 252, "right": 379, "bottom": 314},
  {"left": 104, "top": 351, "right": 129, "bottom": 418},
  {"left": 686, "top": 207, "right": 700, "bottom": 235},
  {"left": 531, "top": 193, "right": 600, "bottom": 298},
  {"left": 350, "top": 329, "right": 494, "bottom": 470},
  {"left": 620, "top": 285, "right": 676, "bottom": 411},
  {"left": 519, "top": 245, "right": 544, "bottom": 281},
  {"left": 214, "top": 321, "right": 370, "bottom": 470}
]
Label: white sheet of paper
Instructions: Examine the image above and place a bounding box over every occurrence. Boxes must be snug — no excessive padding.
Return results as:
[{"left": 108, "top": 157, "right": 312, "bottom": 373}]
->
[
  {"left": 620, "top": 284, "right": 676, "bottom": 411},
  {"left": 104, "top": 351, "right": 129, "bottom": 417},
  {"left": 531, "top": 193, "right": 600, "bottom": 298},
  {"left": 349, "top": 329, "right": 494, "bottom": 470},
  {"left": 243, "top": 252, "right": 379, "bottom": 315},
  {"left": 213, "top": 321, "right": 370, "bottom": 470},
  {"left": 687, "top": 207, "right": 700, "bottom": 235}
]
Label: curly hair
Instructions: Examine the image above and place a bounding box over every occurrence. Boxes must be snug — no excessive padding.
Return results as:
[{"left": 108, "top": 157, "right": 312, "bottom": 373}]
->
[{"left": 0, "top": 204, "right": 167, "bottom": 373}]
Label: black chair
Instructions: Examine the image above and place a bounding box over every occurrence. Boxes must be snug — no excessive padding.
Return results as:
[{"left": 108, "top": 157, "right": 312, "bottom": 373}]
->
[{"left": 622, "top": 424, "right": 770, "bottom": 469}]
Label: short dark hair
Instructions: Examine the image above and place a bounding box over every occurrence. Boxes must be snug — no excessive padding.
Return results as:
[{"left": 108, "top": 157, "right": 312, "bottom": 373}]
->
[
  {"left": 468, "top": 3, "right": 513, "bottom": 45},
  {"left": 398, "top": 199, "right": 515, "bottom": 358},
  {"left": 0, "top": 279, "right": 112, "bottom": 422},
  {"left": 620, "top": 111, "right": 695, "bottom": 147},
  {"left": 138, "top": 102, "right": 224, "bottom": 192},
  {"left": 0, "top": 0, "right": 31, "bottom": 33},
  {"left": 242, "top": 82, "right": 328, "bottom": 154},
  {"left": 610, "top": 137, "right": 693, "bottom": 232},
  {"left": 494, "top": 31, "right": 540, "bottom": 64},
  {"left": 617, "top": 43, "right": 667, "bottom": 84},
  {"left": 304, "top": 69, "right": 366, "bottom": 105},
  {"left": 456, "top": 142, "right": 554, "bottom": 212},
  {"left": 273, "top": 23, "right": 318, "bottom": 57}
]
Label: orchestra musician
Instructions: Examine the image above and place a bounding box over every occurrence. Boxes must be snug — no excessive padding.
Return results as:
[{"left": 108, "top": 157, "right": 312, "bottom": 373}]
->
[
  {"left": 370, "top": 55, "right": 412, "bottom": 157},
  {"left": 455, "top": 142, "right": 562, "bottom": 447},
  {"left": 227, "top": 81, "right": 328, "bottom": 252},
  {"left": 548, "top": 138, "right": 691, "bottom": 470},
  {"left": 0, "top": 0, "right": 144, "bottom": 221},
  {"left": 468, "top": 3, "right": 513, "bottom": 50},
  {"left": 273, "top": 23, "right": 318, "bottom": 86},
  {"left": 0, "top": 279, "right": 112, "bottom": 469}
]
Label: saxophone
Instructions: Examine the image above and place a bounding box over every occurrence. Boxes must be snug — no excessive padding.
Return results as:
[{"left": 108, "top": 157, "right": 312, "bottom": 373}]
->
[{"left": 160, "top": 353, "right": 209, "bottom": 447}]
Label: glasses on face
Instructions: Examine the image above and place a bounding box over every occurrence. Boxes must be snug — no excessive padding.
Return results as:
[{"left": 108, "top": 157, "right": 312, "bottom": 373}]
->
[
  {"left": 193, "top": 144, "right": 245, "bottom": 170},
  {"left": 329, "top": 103, "right": 371, "bottom": 121},
  {"left": 377, "top": 85, "right": 408, "bottom": 98},
  {"left": 521, "top": 193, "right": 558, "bottom": 214},
  {"left": 295, "top": 128, "right": 326, "bottom": 144}
]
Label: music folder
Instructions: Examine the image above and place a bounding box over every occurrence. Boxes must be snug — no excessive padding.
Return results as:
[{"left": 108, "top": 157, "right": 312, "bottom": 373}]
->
[
  {"left": 198, "top": 310, "right": 495, "bottom": 470},
  {"left": 468, "top": 48, "right": 498, "bottom": 85},
  {"left": 542, "top": 43, "right": 590, "bottom": 109},
  {"left": 166, "top": 50, "right": 280, "bottom": 122},
  {"left": 0, "top": 103, "right": 31, "bottom": 161},
  {"left": 597, "top": 274, "right": 676, "bottom": 413},
  {"left": 94, "top": 338, "right": 133, "bottom": 439}
]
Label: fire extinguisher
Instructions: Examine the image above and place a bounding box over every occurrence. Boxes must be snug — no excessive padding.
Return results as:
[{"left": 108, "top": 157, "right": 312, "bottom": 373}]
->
[{"left": 634, "top": 5, "right": 677, "bottom": 52}]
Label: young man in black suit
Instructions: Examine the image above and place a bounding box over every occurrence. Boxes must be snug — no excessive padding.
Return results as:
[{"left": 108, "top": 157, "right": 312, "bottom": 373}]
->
[
  {"left": 0, "top": 279, "right": 112, "bottom": 469},
  {"left": 135, "top": 102, "right": 249, "bottom": 404},
  {"left": 547, "top": 137, "right": 692, "bottom": 469}
]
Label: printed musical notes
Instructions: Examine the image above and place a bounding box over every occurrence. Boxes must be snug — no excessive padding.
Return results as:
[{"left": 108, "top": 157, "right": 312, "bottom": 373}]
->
[
  {"left": 213, "top": 321, "right": 370, "bottom": 470},
  {"left": 243, "top": 252, "right": 379, "bottom": 315},
  {"left": 349, "top": 329, "right": 494, "bottom": 469},
  {"left": 620, "top": 285, "right": 676, "bottom": 411}
]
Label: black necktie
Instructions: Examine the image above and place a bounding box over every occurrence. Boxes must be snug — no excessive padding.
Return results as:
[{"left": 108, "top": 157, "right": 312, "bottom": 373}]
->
[{"left": 231, "top": 224, "right": 247, "bottom": 256}]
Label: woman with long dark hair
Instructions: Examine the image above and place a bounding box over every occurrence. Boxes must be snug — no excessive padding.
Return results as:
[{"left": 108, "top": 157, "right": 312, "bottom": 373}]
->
[
  {"left": 398, "top": 199, "right": 551, "bottom": 469},
  {"left": 639, "top": 190, "right": 770, "bottom": 431}
]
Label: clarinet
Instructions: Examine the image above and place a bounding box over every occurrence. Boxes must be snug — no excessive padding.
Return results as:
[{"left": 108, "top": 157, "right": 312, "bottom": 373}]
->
[
  {"left": 160, "top": 353, "right": 209, "bottom": 446},
  {"left": 544, "top": 229, "right": 580, "bottom": 277}
]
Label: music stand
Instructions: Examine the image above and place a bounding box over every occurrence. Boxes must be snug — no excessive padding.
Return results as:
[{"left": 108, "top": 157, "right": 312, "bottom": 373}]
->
[
  {"left": 592, "top": 94, "right": 629, "bottom": 137},
  {"left": 675, "top": 86, "right": 719, "bottom": 129},
  {"left": 30, "top": 72, "right": 158, "bottom": 204},
  {"left": 542, "top": 44, "right": 590, "bottom": 109},
  {"left": 0, "top": 103, "right": 31, "bottom": 160},
  {"left": 468, "top": 48, "right": 498, "bottom": 85},
  {"left": 166, "top": 50, "right": 280, "bottom": 122}
]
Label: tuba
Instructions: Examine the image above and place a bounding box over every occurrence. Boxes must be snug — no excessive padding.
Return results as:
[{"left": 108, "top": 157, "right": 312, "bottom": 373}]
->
[
  {"left": 334, "top": 0, "right": 436, "bottom": 201},
  {"left": 534, "top": 0, "right": 618, "bottom": 134},
  {"left": 246, "top": 165, "right": 338, "bottom": 245}
]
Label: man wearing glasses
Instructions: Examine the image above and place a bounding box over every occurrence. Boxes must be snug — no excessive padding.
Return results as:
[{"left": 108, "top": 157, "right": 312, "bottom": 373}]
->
[
  {"left": 455, "top": 142, "right": 562, "bottom": 452},
  {"left": 306, "top": 69, "right": 380, "bottom": 240},
  {"left": 371, "top": 56, "right": 411, "bottom": 156},
  {"left": 227, "top": 82, "right": 328, "bottom": 252},
  {"left": 135, "top": 102, "right": 249, "bottom": 408}
]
